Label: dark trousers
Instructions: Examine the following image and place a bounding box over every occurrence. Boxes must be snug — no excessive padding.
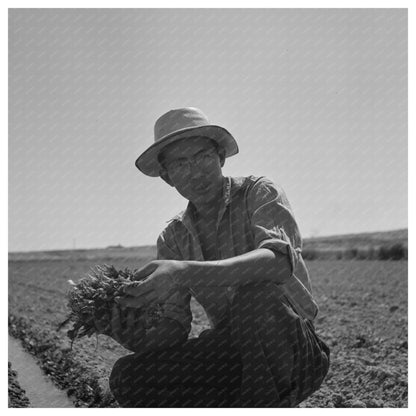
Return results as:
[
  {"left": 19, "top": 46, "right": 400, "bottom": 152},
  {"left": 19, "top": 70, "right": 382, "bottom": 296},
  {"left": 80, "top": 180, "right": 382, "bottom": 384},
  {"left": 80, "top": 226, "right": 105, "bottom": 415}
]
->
[{"left": 109, "top": 282, "right": 330, "bottom": 407}]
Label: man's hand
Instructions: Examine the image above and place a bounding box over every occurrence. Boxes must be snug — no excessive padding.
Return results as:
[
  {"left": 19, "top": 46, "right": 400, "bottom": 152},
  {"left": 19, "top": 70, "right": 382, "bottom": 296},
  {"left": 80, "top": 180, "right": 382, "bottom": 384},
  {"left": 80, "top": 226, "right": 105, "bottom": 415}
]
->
[{"left": 116, "top": 260, "right": 185, "bottom": 309}]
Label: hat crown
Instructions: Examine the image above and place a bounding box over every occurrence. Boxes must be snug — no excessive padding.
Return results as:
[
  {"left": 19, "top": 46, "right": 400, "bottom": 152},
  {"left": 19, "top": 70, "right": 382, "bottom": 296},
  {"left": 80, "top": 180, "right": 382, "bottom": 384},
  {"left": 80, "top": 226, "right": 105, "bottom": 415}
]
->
[{"left": 154, "top": 107, "right": 210, "bottom": 142}]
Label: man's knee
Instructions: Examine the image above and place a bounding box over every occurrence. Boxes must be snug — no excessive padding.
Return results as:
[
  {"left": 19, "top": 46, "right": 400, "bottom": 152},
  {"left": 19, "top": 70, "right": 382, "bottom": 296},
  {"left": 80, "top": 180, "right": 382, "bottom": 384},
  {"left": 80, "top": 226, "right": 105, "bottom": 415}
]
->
[
  {"left": 109, "top": 352, "right": 151, "bottom": 406},
  {"left": 109, "top": 355, "right": 131, "bottom": 400}
]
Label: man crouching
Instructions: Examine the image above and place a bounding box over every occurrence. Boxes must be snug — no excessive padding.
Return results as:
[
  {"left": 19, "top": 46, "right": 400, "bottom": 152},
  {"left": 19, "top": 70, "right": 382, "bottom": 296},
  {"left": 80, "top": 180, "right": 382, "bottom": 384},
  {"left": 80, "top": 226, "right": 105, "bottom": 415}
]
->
[{"left": 96, "top": 107, "right": 330, "bottom": 407}]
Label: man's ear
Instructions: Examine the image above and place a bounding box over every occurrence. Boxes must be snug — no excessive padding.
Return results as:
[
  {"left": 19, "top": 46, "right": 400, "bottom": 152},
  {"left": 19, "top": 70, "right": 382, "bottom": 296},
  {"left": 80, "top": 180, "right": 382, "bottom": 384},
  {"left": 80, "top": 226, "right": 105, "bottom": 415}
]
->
[
  {"left": 218, "top": 148, "right": 226, "bottom": 167},
  {"left": 160, "top": 170, "right": 174, "bottom": 187}
]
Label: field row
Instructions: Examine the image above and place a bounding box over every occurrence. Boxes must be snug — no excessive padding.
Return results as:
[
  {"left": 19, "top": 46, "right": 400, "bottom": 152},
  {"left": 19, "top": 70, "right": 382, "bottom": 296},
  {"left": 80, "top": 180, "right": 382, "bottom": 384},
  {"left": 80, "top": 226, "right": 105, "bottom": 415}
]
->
[{"left": 9, "top": 258, "right": 408, "bottom": 407}]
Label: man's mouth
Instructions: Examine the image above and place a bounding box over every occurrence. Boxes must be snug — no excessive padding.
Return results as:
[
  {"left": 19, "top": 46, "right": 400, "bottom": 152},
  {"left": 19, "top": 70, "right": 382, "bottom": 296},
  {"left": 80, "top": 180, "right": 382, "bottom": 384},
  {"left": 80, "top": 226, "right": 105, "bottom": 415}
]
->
[{"left": 194, "top": 183, "right": 210, "bottom": 192}]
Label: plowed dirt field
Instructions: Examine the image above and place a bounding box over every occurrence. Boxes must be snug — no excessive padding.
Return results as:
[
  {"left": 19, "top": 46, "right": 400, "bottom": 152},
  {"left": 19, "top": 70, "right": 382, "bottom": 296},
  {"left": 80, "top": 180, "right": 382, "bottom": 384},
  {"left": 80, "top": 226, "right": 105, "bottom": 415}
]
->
[{"left": 8, "top": 255, "right": 407, "bottom": 408}]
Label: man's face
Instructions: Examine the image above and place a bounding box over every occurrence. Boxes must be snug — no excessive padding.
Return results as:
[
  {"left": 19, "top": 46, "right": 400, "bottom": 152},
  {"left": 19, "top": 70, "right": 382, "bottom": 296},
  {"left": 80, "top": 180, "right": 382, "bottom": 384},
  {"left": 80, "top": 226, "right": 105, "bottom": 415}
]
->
[{"left": 159, "top": 137, "right": 224, "bottom": 208}]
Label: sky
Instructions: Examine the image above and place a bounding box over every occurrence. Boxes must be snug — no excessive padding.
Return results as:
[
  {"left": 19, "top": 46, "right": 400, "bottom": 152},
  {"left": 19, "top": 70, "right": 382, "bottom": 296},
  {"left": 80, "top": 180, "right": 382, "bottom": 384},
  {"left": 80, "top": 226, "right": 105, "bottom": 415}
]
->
[{"left": 8, "top": 8, "right": 408, "bottom": 252}]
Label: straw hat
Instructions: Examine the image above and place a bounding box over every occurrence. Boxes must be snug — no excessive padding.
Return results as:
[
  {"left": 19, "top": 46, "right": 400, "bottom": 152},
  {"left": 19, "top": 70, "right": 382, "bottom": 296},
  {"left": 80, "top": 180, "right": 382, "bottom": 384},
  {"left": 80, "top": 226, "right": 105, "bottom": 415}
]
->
[{"left": 135, "top": 107, "right": 239, "bottom": 177}]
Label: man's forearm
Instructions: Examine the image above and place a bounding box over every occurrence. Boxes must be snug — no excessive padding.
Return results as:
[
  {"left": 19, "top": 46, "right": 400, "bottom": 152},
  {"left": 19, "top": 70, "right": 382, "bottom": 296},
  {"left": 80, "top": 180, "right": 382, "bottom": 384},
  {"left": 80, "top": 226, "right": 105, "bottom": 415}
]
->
[{"left": 179, "top": 248, "right": 292, "bottom": 288}]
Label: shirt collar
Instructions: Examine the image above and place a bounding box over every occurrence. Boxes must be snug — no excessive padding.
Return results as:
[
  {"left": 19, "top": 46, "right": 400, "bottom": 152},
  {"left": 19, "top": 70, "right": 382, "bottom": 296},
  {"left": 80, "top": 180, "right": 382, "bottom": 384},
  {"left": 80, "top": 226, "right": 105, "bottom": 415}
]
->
[{"left": 166, "top": 176, "right": 247, "bottom": 225}]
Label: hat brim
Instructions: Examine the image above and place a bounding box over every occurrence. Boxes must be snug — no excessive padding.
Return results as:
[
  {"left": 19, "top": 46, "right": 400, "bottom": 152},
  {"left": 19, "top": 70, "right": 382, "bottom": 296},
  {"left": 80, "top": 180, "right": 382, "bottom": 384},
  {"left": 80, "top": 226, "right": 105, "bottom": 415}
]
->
[{"left": 135, "top": 125, "right": 239, "bottom": 177}]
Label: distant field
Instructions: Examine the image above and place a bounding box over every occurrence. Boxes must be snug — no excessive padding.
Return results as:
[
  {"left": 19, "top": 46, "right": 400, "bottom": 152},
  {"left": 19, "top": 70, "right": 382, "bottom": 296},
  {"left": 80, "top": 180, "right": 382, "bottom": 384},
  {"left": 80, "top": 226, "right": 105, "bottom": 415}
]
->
[
  {"left": 303, "top": 228, "right": 407, "bottom": 251},
  {"left": 8, "top": 228, "right": 408, "bottom": 262},
  {"left": 301, "top": 229, "right": 408, "bottom": 261},
  {"left": 8, "top": 245, "right": 157, "bottom": 262}
]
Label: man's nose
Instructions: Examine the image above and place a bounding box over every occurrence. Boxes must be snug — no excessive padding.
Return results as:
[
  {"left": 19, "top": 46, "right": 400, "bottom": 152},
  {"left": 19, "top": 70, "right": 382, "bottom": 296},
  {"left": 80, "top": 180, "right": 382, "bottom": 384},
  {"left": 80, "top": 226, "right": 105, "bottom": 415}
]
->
[{"left": 189, "top": 160, "right": 204, "bottom": 177}]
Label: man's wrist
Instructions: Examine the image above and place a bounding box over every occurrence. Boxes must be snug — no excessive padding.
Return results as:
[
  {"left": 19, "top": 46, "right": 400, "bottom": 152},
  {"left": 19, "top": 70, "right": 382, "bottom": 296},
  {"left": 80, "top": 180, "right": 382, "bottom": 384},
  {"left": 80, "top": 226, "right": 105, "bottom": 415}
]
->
[
  {"left": 172, "top": 259, "right": 193, "bottom": 287},
  {"left": 174, "top": 259, "right": 223, "bottom": 288}
]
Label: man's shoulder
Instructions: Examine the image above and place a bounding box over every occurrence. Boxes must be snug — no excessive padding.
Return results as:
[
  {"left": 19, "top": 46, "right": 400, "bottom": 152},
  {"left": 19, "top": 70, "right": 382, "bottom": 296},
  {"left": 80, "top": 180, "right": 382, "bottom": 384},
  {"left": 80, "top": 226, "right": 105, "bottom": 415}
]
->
[
  {"left": 231, "top": 175, "right": 291, "bottom": 210},
  {"left": 162, "top": 212, "right": 186, "bottom": 233},
  {"left": 229, "top": 175, "right": 264, "bottom": 189},
  {"left": 160, "top": 205, "right": 192, "bottom": 240},
  {"left": 166, "top": 210, "right": 186, "bottom": 224},
  {"left": 157, "top": 217, "right": 185, "bottom": 253},
  {"left": 229, "top": 175, "right": 280, "bottom": 194}
]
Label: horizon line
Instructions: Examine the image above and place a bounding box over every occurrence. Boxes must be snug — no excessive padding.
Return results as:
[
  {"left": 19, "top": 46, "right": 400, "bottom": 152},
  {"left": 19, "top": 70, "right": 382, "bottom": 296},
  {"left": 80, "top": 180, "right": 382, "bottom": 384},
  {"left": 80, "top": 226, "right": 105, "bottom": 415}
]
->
[{"left": 8, "top": 227, "right": 408, "bottom": 255}]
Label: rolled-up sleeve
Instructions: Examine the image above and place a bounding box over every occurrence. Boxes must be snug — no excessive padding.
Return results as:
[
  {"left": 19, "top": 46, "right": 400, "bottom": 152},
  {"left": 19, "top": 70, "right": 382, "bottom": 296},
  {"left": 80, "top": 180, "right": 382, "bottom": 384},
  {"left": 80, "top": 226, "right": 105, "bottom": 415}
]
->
[
  {"left": 246, "top": 176, "right": 319, "bottom": 321},
  {"left": 247, "top": 177, "right": 302, "bottom": 277},
  {"left": 156, "top": 227, "right": 193, "bottom": 336}
]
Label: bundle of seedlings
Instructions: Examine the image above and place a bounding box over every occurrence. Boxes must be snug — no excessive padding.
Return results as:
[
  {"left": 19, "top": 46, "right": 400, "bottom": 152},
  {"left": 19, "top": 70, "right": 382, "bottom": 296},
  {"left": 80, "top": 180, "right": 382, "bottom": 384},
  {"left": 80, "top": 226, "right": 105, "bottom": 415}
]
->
[{"left": 58, "top": 264, "right": 164, "bottom": 344}]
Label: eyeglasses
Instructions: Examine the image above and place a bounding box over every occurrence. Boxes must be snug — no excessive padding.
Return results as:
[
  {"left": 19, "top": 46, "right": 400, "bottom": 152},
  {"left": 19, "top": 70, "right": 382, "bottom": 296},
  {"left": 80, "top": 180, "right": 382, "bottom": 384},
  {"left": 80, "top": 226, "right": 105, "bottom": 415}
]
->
[{"left": 163, "top": 148, "right": 218, "bottom": 176}]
